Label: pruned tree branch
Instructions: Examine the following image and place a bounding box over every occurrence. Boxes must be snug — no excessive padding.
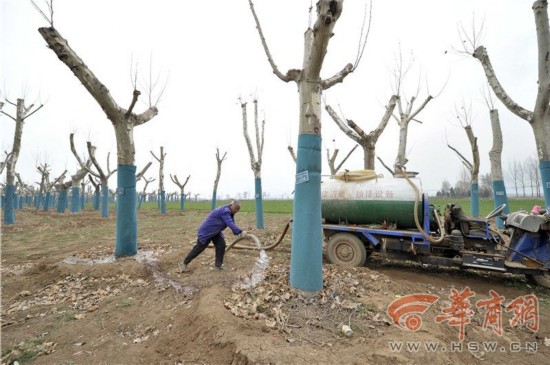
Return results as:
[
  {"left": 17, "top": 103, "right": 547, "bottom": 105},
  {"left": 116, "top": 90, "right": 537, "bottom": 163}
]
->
[
  {"left": 473, "top": 46, "right": 534, "bottom": 122},
  {"left": 247, "top": 0, "right": 297, "bottom": 83},
  {"left": 288, "top": 146, "right": 297, "bottom": 162},
  {"left": 136, "top": 161, "right": 152, "bottom": 181}
]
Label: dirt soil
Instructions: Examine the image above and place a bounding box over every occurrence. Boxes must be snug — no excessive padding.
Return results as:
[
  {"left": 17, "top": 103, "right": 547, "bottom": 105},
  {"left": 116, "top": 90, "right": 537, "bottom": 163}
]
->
[{"left": 1, "top": 208, "right": 550, "bottom": 364}]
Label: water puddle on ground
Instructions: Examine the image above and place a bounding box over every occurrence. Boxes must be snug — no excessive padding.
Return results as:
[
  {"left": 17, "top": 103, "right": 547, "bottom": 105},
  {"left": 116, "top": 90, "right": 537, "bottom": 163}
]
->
[
  {"left": 238, "top": 249, "right": 270, "bottom": 290},
  {"left": 61, "top": 251, "right": 197, "bottom": 295}
]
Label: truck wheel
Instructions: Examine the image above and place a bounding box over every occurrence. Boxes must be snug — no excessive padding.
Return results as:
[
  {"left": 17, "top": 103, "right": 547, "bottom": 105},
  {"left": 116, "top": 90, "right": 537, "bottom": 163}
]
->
[
  {"left": 327, "top": 233, "right": 367, "bottom": 267},
  {"left": 526, "top": 272, "right": 550, "bottom": 289}
]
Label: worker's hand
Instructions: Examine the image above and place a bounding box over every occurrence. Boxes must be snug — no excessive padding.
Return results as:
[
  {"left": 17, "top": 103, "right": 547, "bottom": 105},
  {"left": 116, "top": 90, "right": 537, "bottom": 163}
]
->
[{"left": 237, "top": 231, "right": 248, "bottom": 239}]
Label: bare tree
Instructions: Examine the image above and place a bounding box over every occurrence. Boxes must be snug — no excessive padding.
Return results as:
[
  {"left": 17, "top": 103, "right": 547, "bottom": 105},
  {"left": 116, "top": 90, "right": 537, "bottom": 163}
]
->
[
  {"left": 440, "top": 179, "right": 451, "bottom": 197},
  {"left": 447, "top": 102, "right": 481, "bottom": 216},
  {"left": 44, "top": 169, "right": 67, "bottom": 212},
  {"left": 248, "top": 0, "right": 369, "bottom": 292},
  {"left": 240, "top": 98, "right": 265, "bottom": 228},
  {"left": 483, "top": 88, "right": 510, "bottom": 225},
  {"left": 138, "top": 176, "right": 155, "bottom": 209},
  {"left": 211, "top": 148, "right": 227, "bottom": 210},
  {"left": 1, "top": 98, "right": 43, "bottom": 224},
  {"left": 507, "top": 160, "right": 521, "bottom": 198},
  {"left": 68, "top": 133, "right": 92, "bottom": 213},
  {"left": 151, "top": 146, "right": 167, "bottom": 214},
  {"left": 517, "top": 160, "right": 527, "bottom": 198},
  {"left": 170, "top": 174, "right": 190, "bottom": 211},
  {"left": 36, "top": 163, "right": 49, "bottom": 209},
  {"left": 325, "top": 95, "right": 397, "bottom": 170},
  {"left": 87, "top": 142, "right": 117, "bottom": 217},
  {"left": 390, "top": 51, "right": 434, "bottom": 172},
  {"left": 38, "top": 4, "right": 161, "bottom": 256},
  {"left": 526, "top": 155, "right": 542, "bottom": 197},
  {"left": 479, "top": 173, "right": 493, "bottom": 198},
  {"left": 462, "top": 1, "right": 550, "bottom": 207},
  {"left": 88, "top": 175, "right": 101, "bottom": 211},
  {"left": 65, "top": 159, "right": 91, "bottom": 213}
]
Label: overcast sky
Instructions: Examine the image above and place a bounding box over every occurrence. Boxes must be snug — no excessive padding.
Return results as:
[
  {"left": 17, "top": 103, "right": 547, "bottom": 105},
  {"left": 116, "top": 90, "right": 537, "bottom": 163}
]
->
[{"left": 1, "top": 0, "right": 538, "bottom": 199}]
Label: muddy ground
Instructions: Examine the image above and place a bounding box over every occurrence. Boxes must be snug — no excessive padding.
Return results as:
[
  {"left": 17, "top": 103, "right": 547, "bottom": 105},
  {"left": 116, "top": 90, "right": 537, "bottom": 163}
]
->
[{"left": 1, "top": 208, "right": 550, "bottom": 364}]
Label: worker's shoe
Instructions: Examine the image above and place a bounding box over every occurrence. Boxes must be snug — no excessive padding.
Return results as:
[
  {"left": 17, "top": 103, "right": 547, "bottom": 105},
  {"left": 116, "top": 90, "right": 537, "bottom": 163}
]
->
[
  {"left": 211, "top": 264, "right": 224, "bottom": 271},
  {"left": 179, "top": 263, "right": 189, "bottom": 273}
]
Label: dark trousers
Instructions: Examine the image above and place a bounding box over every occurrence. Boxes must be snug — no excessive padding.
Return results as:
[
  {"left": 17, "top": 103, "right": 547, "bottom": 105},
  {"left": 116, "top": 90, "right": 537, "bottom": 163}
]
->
[{"left": 183, "top": 233, "right": 226, "bottom": 268}]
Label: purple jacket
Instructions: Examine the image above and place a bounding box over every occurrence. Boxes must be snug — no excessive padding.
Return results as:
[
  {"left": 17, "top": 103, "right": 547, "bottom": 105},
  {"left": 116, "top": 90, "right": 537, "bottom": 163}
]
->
[{"left": 197, "top": 205, "right": 242, "bottom": 244}]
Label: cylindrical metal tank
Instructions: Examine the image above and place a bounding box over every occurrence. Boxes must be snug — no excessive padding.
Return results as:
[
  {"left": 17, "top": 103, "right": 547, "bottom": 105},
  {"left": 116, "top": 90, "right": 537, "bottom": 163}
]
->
[{"left": 321, "top": 174, "right": 423, "bottom": 229}]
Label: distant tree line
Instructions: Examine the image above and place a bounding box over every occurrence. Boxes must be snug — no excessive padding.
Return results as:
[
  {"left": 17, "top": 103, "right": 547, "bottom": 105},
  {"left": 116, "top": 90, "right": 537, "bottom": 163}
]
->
[{"left": 436, "top": 156, "right": 542, "bottom": 199}]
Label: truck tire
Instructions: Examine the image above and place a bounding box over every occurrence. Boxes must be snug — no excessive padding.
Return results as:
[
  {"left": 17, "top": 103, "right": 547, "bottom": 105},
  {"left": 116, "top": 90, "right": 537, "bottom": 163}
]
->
[
  {"left": 327, "top": 233, "right": 367, "bottom": 267},
  {"left": 526, "top": 272, "right": 550, "bottom": 289}
]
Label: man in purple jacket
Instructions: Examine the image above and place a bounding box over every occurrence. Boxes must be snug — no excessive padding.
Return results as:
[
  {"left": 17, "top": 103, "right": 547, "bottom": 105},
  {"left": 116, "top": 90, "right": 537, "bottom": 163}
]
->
[{"left": 181, "top": 200, "right": 246, "bottom": 272}]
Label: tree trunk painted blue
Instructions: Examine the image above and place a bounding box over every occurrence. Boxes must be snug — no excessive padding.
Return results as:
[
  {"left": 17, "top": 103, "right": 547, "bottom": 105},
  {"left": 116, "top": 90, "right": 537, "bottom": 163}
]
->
[
  {"left": 14, "top": 193, "right": 18, "bottom": 209},
  {"left": 80, "top": 190, "right": 85, "bottom": 210},
  {"left": 71, "top": 187, "right": 80, "bottom": 213},
  {"left": 160, "top": 190, "right": 166, "bottom": 214},
  {"left": 290, "top": 134, "right": 323, "bottom": 292},
  {"left": 18, "top": 195, "right": 24, "bottom": 209},
  {"left": 492, "top": 180, "right": 510, "bottom": 228},
  {"left": 43, "top": 192, "right": 51, "bottom": 212},
  {"left": 101, "top": 185, "right": 109, "bottom": 217},
  {"left": 35, "top": 193, "right": 42, "bottom": 209},
  {"left": 93, "top": 191, "right": 100, "bottom": 210},
  {"left": 211, "top": 190, "right": 217, "bottom": 211},
  {"left": 470, "top": 183, "right": 480, "bottom": 217},
  {"left": 138, "top": 194, "right": 144, "bottom": 209},
  {"left": 3, "top": 184, "right": 16, "bottom": 224},
  {"left": 254, "top": 177, "right": 264, "bottom": 229},
  {"left": 57, "top": 190, "right": 68, "bottom": 213},
  {"left": 115, "top": 164, "right": 137, "bottom": 257},
  {"left": 180, "top": 193, "right": 185, "bottom": 211},
  {"left": 541, "top": 160, "right": 550, "bottom": 208}
]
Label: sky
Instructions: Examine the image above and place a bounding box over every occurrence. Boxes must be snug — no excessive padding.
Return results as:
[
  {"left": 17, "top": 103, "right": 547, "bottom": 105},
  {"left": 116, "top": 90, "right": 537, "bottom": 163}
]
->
[{"left": 0, "top": 0, "right": 539, "bottom": 199}]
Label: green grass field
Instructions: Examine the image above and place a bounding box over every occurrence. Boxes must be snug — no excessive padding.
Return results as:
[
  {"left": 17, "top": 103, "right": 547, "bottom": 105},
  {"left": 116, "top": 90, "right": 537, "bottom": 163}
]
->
[{"left": 138, "top": 197, "right": 546, "bottom": 217}]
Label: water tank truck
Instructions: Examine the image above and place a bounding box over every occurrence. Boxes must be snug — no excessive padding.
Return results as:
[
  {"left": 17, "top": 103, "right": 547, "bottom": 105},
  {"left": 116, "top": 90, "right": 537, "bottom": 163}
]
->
[{"left": 320, "top": 170, "right": 550, "bottom": 288}]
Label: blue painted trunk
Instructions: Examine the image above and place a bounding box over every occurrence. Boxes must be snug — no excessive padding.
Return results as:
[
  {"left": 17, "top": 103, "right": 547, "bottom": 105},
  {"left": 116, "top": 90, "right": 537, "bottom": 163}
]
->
[
  {"left": 36, "top": 193, "right": 43, "bottom": 209},
  {"left": 101, "top": 185, "right": 109, "bottom": 217},
  {"left": 138, "top": 194, "right": 144, "bottom": 209},
  {"left": 18, "top": 195, "right": 24, "bottom": 209},
  {"left": 290, "top": 134, "right": 323, "bottom": 292},
  {"left": 57, "top": 190, "right": 68, "bottom": 213},
  {"left": 3, "top": 184, "right": 16, "bottom": 224},
  {"left": 44, "top": 192, "right": 51, "bottom": 212},
  {"left": 115, "top": 164, "right": 138, "bottom": 257},
  {"left": 470, "top": 183, "right": 479, "bottom": 217},
  {"left": 180, "top": 193, "right": 185, "bottom": 211},
  {"left": 14, "top": 193, "right": 18, "bottom": 209},
  {"left": 211, "top": 190, "right": 217, "bottom": 211},
  {"left": 160, "top": 190, "right": 166, "bottom": 214},
  {"left": 93, "top": 191, "right": 100, "bottom": 210},
  {"left": 492, "top": 180, "right": 510, "bottom": 228},
  {"left": 80, "top": 190, "right": 85, "bottom": 210},
  {"left": 541, "top": 160, "right": 550, "bottom": 208},
  {"left": 255, "top": 177, "right": 264, "bottom": 229},
  {"left": 71, "top": 187, "right": 80, "bottom": 213}
]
